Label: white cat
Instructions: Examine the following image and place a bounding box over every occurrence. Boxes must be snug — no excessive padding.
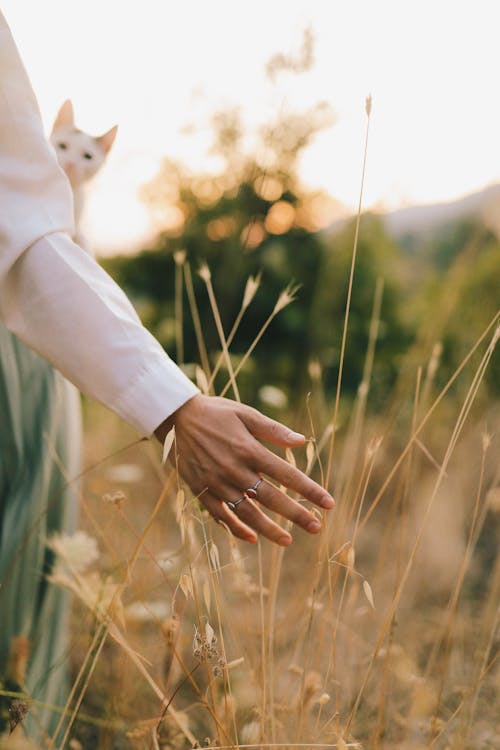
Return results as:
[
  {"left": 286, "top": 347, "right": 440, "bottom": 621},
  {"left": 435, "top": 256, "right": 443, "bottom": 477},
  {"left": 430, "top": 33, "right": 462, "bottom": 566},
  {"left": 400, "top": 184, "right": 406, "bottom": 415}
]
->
[{"left": 50, "top": 99, "right": 117, "bottom": 253}]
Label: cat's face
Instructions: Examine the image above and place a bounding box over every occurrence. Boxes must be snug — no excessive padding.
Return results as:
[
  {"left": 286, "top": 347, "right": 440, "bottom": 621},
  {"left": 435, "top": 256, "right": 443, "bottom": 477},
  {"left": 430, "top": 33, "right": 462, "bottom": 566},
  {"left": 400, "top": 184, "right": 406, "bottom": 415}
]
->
[{"left": 50, "top": 100, "right": 117, "bottom": 188}]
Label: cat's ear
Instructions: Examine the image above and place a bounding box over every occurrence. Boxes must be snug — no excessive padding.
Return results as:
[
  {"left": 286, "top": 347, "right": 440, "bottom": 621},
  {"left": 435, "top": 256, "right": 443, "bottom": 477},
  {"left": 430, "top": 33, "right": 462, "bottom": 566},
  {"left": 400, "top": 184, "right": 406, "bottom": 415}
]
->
[
  {"left": 52, "top": 100, "right": 75, "bottom": 132},
  {"left": 96, "top": 125, "right": 118, "bottom": 154}
]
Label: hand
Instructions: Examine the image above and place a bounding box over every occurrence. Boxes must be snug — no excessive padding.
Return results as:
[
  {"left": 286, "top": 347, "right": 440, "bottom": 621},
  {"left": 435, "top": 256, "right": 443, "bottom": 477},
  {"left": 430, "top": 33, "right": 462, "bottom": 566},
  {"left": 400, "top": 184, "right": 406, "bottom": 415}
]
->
[{"left": 155, "top": 394, "right": 335, "bottom": 546}]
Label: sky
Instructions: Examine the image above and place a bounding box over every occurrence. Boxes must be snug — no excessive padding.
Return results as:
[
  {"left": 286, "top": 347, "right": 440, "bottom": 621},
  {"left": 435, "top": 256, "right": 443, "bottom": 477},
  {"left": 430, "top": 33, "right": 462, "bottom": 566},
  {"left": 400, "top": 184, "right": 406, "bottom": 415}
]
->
[{"left": 3, "top": 0, "right": 500, "bottom": 254}]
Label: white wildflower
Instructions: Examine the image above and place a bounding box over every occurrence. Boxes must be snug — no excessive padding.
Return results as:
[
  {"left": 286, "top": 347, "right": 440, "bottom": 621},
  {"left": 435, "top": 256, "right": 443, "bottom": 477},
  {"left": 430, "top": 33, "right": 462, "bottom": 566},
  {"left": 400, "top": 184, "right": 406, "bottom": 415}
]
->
[
  {"left": 240, "top": 720, "right": 260, "bottom": 744},
  {"left": 104, "top": 463, "right": 144, "bottom": 483},
  {"left": 47, "top": 530, "right": 99, "bottom": 573},
  {"left": 308, "top": 359, "right": 322, "bottom": 381},
  {"left": 258, "top": 384, "right": 288, "bottom": 409}
]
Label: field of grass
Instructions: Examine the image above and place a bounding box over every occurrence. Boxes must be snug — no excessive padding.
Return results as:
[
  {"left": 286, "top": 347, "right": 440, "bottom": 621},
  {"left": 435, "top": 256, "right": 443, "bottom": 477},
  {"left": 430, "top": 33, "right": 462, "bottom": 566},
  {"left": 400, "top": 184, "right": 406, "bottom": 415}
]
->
[
  {"left": 1, "top": 105, "right": 498, "bottom": 750},
  {"left": 17, "top": 291, "right": 495, "bottom": 750}
]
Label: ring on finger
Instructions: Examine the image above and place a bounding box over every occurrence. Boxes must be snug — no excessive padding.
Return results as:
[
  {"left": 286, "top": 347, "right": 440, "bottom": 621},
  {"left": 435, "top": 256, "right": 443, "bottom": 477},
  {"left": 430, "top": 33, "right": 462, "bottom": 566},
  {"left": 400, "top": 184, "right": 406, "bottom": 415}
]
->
[
  {"left": 244, "top": 477, "right": 264, "bottom": 500},
  {"left": 224, "top": 496, "right": 247, "bottom": 512},
  {"left": 224, "top": 478, "right": 264, "bottom": 512}
]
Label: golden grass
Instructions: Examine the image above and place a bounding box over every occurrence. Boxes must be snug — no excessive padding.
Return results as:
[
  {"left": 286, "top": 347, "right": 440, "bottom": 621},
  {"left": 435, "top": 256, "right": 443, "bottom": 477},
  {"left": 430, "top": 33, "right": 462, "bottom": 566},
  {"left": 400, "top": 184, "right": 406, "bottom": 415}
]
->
[
  {"left": 2, "top": 99, "right": 498, "bottom": 750},
  {"left": 9, "top": 279, "right": 493, "bottom": 750}
]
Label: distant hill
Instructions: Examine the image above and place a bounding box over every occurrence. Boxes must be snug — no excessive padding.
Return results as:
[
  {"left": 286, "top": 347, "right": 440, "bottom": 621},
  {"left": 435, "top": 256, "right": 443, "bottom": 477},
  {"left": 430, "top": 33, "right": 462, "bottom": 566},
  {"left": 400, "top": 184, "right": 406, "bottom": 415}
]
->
[{"left": 380, "top": 183, "right": 500, "bottom": 239}]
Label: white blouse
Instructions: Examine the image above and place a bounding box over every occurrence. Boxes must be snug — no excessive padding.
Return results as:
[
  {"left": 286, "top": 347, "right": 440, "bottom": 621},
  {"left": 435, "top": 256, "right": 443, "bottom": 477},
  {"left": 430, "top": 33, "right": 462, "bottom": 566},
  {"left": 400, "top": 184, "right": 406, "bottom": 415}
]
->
[{"left": 0, "top": 11, "right": 198, "bottom": 436}]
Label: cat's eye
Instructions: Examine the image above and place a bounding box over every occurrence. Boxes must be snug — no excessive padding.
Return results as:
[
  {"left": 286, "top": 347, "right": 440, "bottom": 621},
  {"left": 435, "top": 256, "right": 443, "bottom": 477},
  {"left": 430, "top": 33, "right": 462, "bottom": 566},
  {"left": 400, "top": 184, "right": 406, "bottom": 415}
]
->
[
  {"left": 57, "top": 142, "right": 67, "bottom": 150},
  {"left": 83, "top": 152, "right": 93, "bottom": 160}
]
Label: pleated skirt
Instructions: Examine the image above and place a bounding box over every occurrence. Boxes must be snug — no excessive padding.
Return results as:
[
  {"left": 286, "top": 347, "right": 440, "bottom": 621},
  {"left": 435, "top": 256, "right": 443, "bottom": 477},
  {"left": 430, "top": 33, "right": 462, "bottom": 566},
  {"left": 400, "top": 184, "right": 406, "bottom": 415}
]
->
[{"left": 0, "top": 323, "right": 81, "bottom": 739}]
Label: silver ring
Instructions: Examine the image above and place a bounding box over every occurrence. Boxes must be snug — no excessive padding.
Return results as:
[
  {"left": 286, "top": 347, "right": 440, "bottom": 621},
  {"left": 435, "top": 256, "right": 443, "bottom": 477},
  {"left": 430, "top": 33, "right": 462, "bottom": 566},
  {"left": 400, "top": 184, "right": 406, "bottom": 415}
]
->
[
  {"left": 225, "top": 496, "right": 246, "bottom": 512},
  {"left": 225, "top": 478, "right": 263, "bottom": 512},
  {"left": 244, "top": 477, "right": 264, "bottom": 500}
]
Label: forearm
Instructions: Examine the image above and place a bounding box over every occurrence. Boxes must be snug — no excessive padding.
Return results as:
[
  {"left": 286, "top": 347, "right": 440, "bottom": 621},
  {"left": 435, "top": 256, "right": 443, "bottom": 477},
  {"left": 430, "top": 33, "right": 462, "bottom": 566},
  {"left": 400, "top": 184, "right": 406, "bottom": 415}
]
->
[{"left": 1, "top": 232, "right": 198, "bottom": 435}]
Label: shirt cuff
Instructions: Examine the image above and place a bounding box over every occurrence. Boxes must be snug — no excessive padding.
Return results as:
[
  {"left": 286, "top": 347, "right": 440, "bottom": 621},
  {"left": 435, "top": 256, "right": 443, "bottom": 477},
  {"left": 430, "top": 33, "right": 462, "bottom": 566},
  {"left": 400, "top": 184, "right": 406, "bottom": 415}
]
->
[{"left": 110, "top": 352, "right": 200, "bottom": 437}]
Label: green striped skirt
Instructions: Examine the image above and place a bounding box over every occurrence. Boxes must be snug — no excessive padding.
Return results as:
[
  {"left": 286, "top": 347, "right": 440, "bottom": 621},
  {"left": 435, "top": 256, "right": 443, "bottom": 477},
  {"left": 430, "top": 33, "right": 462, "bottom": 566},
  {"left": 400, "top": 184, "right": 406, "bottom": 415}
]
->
[{"left": 0, "top": 323, "right": 81, "bottom": 738}]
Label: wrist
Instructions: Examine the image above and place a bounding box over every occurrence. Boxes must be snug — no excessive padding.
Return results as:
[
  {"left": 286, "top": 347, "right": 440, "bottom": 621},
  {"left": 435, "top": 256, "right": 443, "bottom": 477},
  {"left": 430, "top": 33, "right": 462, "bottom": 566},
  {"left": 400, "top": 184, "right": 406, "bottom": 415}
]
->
[{"left": 153, "top": 393, "right": 202, "bottom": 444}]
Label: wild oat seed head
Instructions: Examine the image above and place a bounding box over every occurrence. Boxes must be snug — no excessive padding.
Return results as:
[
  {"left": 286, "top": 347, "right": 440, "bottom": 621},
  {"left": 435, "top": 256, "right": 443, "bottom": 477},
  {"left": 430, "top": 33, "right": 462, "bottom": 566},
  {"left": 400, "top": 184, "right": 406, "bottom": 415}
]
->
[
  {"left": 242, "top": 273, "right": 261, "bottom": 309},
  {"left": 197, "top": 263, "right": 211, "bottom": 282},
  {"left": 195, "top": 366, "right": 209, "bottom": 394},
  {"left": 367, "top": 436, "right": 383, "bottom": 460},
  {"left": 174, "top": 249, "right": 187, "bottom": 266},
  {"left": 273, "top": 283, "right": 300, "bottom": 314},
  {"left": 365, "top": 94, "right": 372, "bottom": 116},
  {"left": 162, "top": 426, "right": 176, "bottom": 464},
  {"left": 363, "top": 579, "right": 375, "bottom": 609},
  {"left": 427, "top": 341, "right": 443, "bottom": 380}
]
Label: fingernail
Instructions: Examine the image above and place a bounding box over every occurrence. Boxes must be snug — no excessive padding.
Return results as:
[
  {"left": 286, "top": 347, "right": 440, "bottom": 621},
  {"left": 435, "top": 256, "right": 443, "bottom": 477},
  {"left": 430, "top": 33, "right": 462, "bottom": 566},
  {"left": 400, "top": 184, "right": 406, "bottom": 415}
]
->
[
  {"left": 320, "top": 494, "right": 335, "bottom": 509},
  {"left": 306, "top": 520, "right": 322, "bottom": 533},
  {"left": 287, "top": 430, "right": 305, "bottom": 442},
  {"left": 278, "top": 535, "right": 292, "bottom": 546}
]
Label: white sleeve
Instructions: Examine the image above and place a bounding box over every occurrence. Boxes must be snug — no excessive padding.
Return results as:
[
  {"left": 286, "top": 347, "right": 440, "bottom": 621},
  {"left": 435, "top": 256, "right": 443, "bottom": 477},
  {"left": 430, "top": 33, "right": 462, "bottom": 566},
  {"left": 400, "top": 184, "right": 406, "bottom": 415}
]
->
[{"left": 0, "top": 11, "right": 198, "bottom": 436}]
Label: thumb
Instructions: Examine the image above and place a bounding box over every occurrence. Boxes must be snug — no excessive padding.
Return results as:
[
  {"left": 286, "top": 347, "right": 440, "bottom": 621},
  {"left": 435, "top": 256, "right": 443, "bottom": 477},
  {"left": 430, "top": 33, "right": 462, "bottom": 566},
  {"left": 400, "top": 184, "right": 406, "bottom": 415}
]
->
[{"left": 237, "top": 404, "right": 306, "bottom": 447}]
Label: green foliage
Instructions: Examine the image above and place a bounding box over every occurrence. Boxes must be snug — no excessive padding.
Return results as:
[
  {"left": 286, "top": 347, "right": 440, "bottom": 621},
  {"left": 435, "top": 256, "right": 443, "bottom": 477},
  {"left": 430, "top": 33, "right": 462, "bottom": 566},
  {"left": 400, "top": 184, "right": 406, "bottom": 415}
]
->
[
  {"left": 104, "top": 169, "right": 411, "bottom": 406},
  {"left": 310, "top": 214, "right": 410, "bottom": 399},
  {"left": 407, "top": 219, "right": 500, "bottom": 397},
  {"left": 103, "top": 96, "right": 498, "bottom": 409}
]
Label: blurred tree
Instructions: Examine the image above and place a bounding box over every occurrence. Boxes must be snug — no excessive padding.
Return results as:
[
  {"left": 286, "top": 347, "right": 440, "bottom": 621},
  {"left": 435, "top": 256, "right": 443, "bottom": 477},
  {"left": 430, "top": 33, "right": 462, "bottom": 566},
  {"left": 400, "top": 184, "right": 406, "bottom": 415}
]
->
[
  {"left": 310, "top": 214, "right": 410, "bottom": 400},
  {"left": 103, "top": 30, "right": 410, "bottom": 407}
]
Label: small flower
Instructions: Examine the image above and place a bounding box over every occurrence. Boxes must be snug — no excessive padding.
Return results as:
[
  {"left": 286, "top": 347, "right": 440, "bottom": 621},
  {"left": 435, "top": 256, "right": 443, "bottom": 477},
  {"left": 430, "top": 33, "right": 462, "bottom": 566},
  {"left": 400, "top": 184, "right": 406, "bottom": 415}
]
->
[
  {"left": 47, "top": 530, "right": 99, "bottom": 573},
  {"left": 240, "top": 720, "right": 260, "bottom": 744},
  {"left": 105, "top": 463, "right": 144, "bottom": 483},
  {"left": 102, "top": 490, "right": 126, "bottom": 508},
  {"left": 258, "top": 385, "right": 288, "bottom": 409},
  {"left": 308, "top": 359, "right": 322, "bottom": 381}
]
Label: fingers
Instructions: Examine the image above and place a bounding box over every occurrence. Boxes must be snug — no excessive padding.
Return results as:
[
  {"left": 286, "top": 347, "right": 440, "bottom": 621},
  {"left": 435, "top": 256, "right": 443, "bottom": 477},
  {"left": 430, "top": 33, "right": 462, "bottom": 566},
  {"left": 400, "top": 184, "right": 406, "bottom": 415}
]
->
[
  {"left": 206, "top": 483, "right": 293, "bottom": 547},
  {"left": 202, "top": 479, "right": 323, "bottom": 546},
  {"left": 252, "top": 445, "right": 335, "bottom": 509},
  {"left": 257, "top": 480, "right": 322, "bottom": 534},
  {"left": 202, "top": 493, "right": 258, "bottom": 544},
  {"left": 236, "top": 403, "right": 306, "bottom": 447},
  {"left": 235, "top": 498, "right": 293, "bottom": 546}
]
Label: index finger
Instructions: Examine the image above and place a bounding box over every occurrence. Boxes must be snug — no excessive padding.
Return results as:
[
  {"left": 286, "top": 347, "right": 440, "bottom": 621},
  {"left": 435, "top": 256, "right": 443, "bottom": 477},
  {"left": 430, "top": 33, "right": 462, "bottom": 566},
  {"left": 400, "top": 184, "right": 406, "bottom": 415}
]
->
[{"left": 252, "top": 443, "right": 335, "bottom": 509}]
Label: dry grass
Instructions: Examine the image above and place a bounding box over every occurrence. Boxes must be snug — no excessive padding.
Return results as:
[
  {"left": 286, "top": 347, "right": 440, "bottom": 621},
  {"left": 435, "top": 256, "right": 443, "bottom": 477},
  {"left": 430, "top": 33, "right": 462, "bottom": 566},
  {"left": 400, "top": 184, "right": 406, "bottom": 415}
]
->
[
  {"left": 18, "top": 288, "right": 495, "bottom": 750},
  {"left": 2, "top": 102, "right": 499, "bottom": 750}
]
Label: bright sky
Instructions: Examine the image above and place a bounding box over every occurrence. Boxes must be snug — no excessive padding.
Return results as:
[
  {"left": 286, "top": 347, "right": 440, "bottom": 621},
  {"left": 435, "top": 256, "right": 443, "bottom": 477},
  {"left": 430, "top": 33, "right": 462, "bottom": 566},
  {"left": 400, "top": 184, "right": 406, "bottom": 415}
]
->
[{"left": 3, "top": 0, "right": 500, "bottom": 254}]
